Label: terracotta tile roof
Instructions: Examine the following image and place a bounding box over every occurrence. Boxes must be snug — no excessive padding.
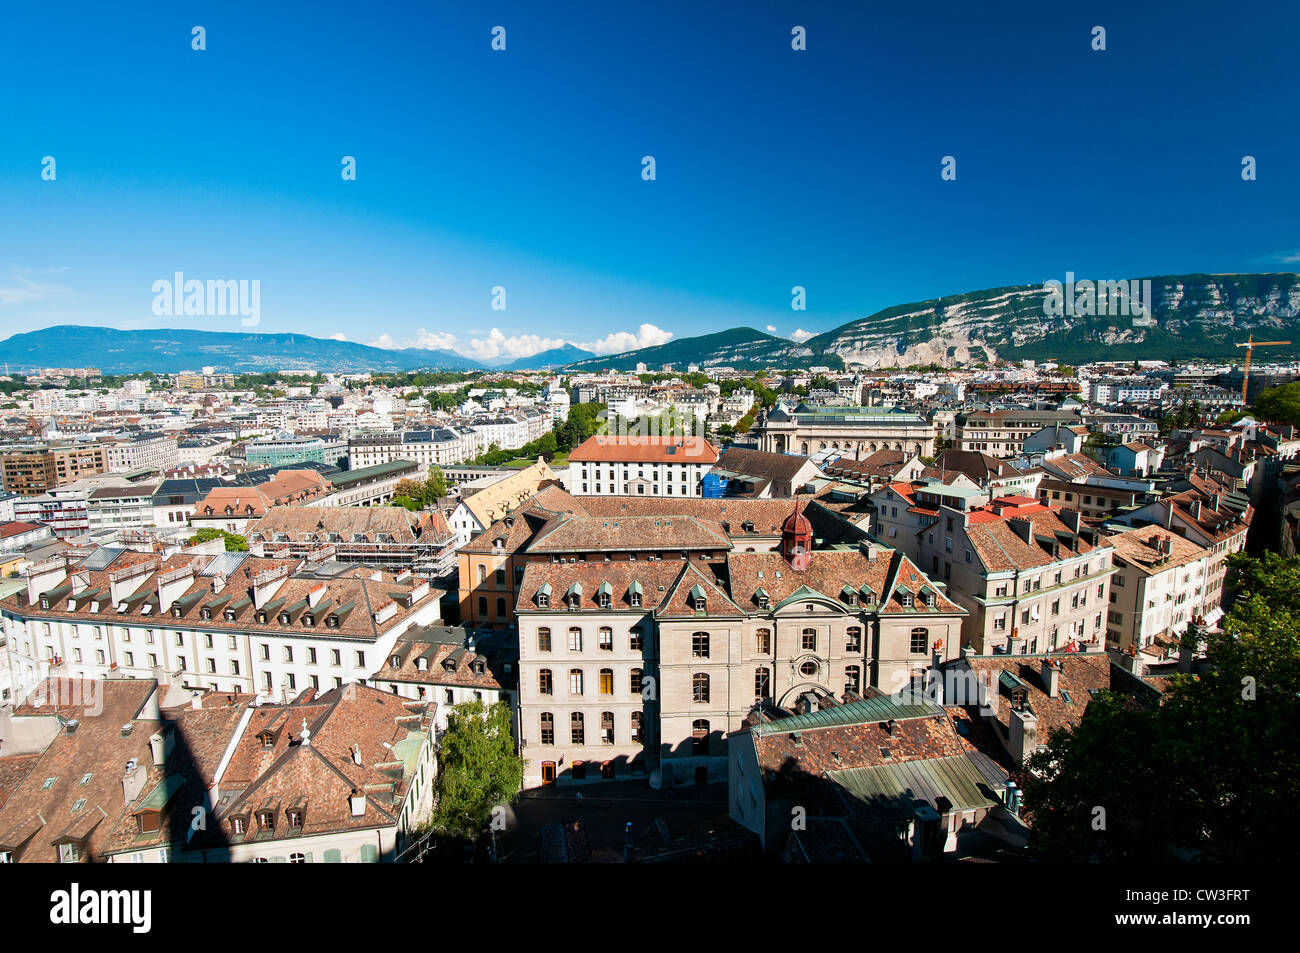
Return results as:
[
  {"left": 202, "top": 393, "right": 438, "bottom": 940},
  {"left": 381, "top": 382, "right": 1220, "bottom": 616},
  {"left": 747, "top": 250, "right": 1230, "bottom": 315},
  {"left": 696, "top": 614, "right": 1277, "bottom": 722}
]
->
[
  {"left": 1107, "top": 526, "right": 1209, "bottom": 574},
  {"left": 199, "top": 684, "right": 434, "bottom": 848},
  {"left": 959, "top": 652, "right": 1113, "bottom": 739},
  {"left": 568, "top": 435, "right": 719, "bottom": 465},
  {"left": 526, "top": 515, "right": 732, "bottom": 554},
  {"left": 579, "top": 497, "right": 799, "bottom": 537},
  {"left": 1, "top": 554, "right": 438, "bottom": 642}
]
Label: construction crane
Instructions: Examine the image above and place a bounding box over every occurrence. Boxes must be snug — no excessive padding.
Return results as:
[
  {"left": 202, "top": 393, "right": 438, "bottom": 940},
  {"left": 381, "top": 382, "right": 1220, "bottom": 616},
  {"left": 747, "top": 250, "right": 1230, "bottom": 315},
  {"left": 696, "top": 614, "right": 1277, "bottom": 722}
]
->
[{"left": 1235, "top": 334, "right": 1291, "bottom": 404}]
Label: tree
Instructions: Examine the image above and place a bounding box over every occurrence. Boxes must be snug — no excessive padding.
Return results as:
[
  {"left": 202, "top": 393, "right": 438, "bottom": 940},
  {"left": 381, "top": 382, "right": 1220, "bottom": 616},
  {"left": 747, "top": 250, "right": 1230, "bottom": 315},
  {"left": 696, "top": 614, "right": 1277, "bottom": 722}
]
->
[
  {"left": 425, "top": 467, "right": 447, "bottom": 501},
  {"left": 1253, "top": 381, "right": 1300, "bottom": 428},
  {"left": 187, "top": 528, "right": 248, "bottom": 552},
  {"left": 1022, "top": 551, "right": 1300, "bottom": 861},
  {"left": 430, "top": 700, "right": 524, "bottom": 841}
]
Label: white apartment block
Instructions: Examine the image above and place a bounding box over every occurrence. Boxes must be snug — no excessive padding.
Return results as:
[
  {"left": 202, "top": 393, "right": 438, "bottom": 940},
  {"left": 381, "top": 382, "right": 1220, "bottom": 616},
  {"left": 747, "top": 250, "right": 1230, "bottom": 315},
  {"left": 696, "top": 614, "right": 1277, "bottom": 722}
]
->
[
  {"left": 567, "top": 435, "right": 719, "bottom": 498},
  {"left": 1105, "top": 527, "right": 1212, "bottom": 655},
  {"left": 1, "top": 552, "right": 442, "bottom": 704}
]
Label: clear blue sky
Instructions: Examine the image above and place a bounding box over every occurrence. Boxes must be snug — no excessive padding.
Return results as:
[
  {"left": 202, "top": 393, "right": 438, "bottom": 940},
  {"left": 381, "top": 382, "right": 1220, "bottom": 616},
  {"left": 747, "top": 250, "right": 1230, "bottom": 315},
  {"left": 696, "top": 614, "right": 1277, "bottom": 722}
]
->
[{"left": 3, "top": 0, "right": 1298, "bottom": 361}]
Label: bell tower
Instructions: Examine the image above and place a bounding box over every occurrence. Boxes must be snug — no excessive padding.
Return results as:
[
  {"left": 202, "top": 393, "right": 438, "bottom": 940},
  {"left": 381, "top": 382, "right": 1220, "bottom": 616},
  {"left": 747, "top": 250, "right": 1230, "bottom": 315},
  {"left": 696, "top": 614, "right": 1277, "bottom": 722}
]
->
[{"left": 781, "top": 498, "right": 813, "bottom": 571}]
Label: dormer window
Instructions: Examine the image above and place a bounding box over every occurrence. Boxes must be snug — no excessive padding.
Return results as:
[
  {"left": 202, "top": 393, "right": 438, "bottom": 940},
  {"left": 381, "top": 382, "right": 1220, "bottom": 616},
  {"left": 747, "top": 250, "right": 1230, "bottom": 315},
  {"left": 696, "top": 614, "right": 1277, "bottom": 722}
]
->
[
  {"left": 258, "top": 730, "right": 274, "bottom": 748},
  {"left": 232, "top": 816, "right": 246, "bottom": 835},
  {"left": 287, "top": 809, "right": 303, "bottom": 829},
  {"left": 302, "top": 613, "right": 314, "bottom": 627},
  {"left": 390, "top": 655, "right": 401, "bottom": 668},
  {"left": 257, "top": 811, "right": 275, "bottom": 832}
]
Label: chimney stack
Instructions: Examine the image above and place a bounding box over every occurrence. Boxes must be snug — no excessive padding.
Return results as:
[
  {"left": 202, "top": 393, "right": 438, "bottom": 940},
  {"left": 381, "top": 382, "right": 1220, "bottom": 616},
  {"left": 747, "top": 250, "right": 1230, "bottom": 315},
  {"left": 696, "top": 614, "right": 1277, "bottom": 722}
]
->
[{"left": 1040, "top": 658, "right": 1060, "bottom": 698}]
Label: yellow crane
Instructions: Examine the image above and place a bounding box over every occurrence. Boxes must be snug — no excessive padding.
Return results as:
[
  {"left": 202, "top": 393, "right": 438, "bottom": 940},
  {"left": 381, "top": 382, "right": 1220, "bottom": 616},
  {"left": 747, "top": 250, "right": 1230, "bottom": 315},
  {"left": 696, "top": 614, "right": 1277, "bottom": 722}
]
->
[{"left": 1235, "top": 334, "right": 1291, "bottom": 403}]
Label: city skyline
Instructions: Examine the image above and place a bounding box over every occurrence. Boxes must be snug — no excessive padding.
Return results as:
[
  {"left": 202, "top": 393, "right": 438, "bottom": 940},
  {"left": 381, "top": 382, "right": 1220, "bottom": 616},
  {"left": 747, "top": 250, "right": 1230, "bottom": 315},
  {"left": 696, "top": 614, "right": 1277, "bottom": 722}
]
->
[{"left": 4, "top": 0, "right": 1300, "bottom": 362}]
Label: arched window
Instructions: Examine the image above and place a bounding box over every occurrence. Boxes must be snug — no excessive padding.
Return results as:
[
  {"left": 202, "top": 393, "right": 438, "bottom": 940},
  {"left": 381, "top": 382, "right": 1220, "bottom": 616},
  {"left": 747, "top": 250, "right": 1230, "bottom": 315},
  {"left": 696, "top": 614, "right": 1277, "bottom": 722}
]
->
[
  {"left": 630, "top": 668, "right": 643, "bottom": 694},
  {"left": 537, "top": 627, "right": 551, "bottom": 652},
  {"left": 755, "top": 628, "right": 770, "bottom": 653},
  {"left": 754, "top": 666, "right": 771, "bottom": 699},
  {"left": 631, "top": 710, "right": 644, "bottom": 743},
  {"left": 692, "top": 632, "right": 710, "bottom": 658},
  {"left": 477, "top": 596, "right": 487, "bottom": 616},
  {"left": 570, "top": 711, "right": 584, "bottom": 745},
  {"left": 598, "top": 627, "right": 613, "bottom": 651},
  {"left": 539, "top": 712, "right": 554, "bottom": 745},
  {"left": 600, "top": 711, "right": 615, "bottom": 744},
  {"left": 477, "top": 565, "right": 486, "bottom": 583},
  {"left": 692, "top": 719, "right": 709, "bottom": 754},
  {"left": 496, "top": 597, "right": 506, "bottom": 617},
  {"left": 538, "top": 669, "right": 552, "bottom": 695},
  {"left": 910, "top": 627, "right": 929, "bottom": 654},
  {"left": 568, "top": 669, "right": 584, "bottom": 695},
  {"left": 599, "top": 668, "right": 614, "bottom": 695},
  {"left": 692, "top": 673, "right": 710, "bottom": 703},
  {"left": 568, "top": 627, "right": 582, "bottom": 652},
  {"left": 801, "top": 628, "right": 816, "bottom": 651}
]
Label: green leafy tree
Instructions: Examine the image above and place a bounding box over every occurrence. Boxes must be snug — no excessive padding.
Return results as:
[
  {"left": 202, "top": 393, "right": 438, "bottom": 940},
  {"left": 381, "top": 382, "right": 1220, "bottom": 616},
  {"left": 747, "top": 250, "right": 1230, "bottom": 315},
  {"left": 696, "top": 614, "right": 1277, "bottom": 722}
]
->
[
  {"left": 431, "top": 700, "right": 524, "bottom": 841},
  {"left": 1022, "top": 551, "right": 1300, "bottom": 861},
  {"left": 1253, "top": 381, "right": 1300, "bottom": 428},
  {"left": 187, "top": 528, "right": 248, "bottom": 552}
]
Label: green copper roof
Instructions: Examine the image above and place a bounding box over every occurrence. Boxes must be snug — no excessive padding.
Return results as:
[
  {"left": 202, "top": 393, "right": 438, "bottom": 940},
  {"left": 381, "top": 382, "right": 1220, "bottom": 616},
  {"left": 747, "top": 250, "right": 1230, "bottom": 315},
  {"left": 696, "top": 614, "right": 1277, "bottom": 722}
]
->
[{"left": 752, "top": 692, "right": 944, "bottom": 737}]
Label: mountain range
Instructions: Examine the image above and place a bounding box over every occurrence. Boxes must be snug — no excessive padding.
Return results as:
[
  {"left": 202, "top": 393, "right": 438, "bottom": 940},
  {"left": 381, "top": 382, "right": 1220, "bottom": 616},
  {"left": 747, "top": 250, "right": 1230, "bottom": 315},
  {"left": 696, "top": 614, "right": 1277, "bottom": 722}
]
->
[{"left": 3, "top": 273, "right": 1297, "bottom": 376}]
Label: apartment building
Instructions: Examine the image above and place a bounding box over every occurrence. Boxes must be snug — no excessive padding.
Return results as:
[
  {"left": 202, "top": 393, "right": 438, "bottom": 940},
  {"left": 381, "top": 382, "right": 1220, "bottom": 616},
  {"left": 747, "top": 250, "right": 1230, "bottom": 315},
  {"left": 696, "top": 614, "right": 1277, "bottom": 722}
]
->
[
  {"left": 0, "top": 677, "right": 436, "bottom": 864},
  {"left": 869, "top": 480, "right": 987, "bottom": 562},
  {"left": 87, "top": 483, "right": 160, "bottom": 534},
  {"left": 956, "top": 409, "right": 1080, "bottom": 458},
  {"left": 0, "top": 443, "right": 108, "bottom": 496},
  {"left": 12, "top": 490, "right": 90, "bottom": 538},
  {"left": 104, "top": 432, "right": 179, "bottom": 473},
  {"left": 0, "top": 549, "right": 442, "bottom": 702},
  {"left": 247, "top": 506, "right": 457, "bottom": 579},
  {"left": 567, "top": 435, "right": 719, "bottom": 498},
  {"left": 914, "top": 497, "right": 1115, "bottom": 654},
  {"left": 349, "top": 428, "right": 478, "bottom": 470},
  {"left": 513, "top": 501, "right": 964, "bottom": 788},
  {"left": 1104, "top": 527, "right": 1212, "bottom": 656},
  {"left": 1111, "top": 489, "right": 1252, "bottom": 628},
  {"left": 371, "top": 625, "right": 517, "bottom": 736}
]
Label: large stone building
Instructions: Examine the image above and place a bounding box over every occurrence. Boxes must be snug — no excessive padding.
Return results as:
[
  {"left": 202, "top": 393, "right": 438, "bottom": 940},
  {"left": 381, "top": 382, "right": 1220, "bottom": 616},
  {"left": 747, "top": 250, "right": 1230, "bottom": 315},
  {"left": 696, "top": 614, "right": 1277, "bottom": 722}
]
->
[
  {"left": 513, "top": 499, "right": 965, "bottom": 789},
  {"left": 755, "top": 403, "right": 936, "bottom": 458}
]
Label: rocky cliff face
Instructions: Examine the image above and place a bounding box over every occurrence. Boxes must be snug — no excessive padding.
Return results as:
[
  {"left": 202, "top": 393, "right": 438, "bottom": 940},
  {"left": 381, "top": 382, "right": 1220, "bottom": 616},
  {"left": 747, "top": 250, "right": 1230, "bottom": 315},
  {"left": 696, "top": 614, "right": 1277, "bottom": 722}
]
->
[{"left": 806, "top": 273, "right": 1300, "bottom": 367}]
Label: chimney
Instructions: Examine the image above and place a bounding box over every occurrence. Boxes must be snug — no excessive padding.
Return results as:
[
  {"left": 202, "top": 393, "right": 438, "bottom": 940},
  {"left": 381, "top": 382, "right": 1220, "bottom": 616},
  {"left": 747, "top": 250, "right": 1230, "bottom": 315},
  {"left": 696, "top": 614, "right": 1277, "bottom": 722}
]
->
[
  {"left": 123, "top": 758, "right": 147, "bottom": 805},
  {"left": 156, "top": 565, "right": 195, "bottom": 610},
  {"left": 148, "top": 730, "right": 172, "bottom": 766},
  {"left": 349, "top": 788, "right": 366, "bottom": 817},
  {"left": 1008, "top": 705, "right": 1039, "bottom": 764},
  {"left": 1040, "top": 658, "right": 1060, "bottom": 698},
  {"left": 25, "top": 558, "right": 68, "bottom": 605},
  {"left": 212, "top": 572, "right": 226, "bottom": 595},
  {"left": 307, "top": 583, "right": 327, "bottom": 608},
  {"left": 1190, "top": 499, "right": 1202, "bottom": 520}
]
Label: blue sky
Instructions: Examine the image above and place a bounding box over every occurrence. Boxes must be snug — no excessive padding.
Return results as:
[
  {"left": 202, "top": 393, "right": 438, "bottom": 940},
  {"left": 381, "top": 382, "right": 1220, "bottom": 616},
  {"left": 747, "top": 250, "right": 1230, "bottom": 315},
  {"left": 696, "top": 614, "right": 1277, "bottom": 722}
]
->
[{"left": 3, "top": 0, "right": 1298, "bottom": 361}]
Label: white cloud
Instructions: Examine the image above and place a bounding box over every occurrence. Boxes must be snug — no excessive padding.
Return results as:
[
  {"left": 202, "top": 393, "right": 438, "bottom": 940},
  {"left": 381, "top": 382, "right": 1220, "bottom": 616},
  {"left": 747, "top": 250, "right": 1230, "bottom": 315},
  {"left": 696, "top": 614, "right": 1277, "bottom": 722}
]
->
[
  {"left": 464, "top": 328, "right": 567, "bottom": 361},
  {"left": 329, "top": 332, "right": 348, "bottom": 341},
  {"left": 790, "top": 328, "right": 815, "bottom": 343},
  {"left": 579, "top": 323, "right": 674, "bottom": 356},
  {"left": 765, "top": 324, "right": 777, "bottom": 333},
  {"left": 367, "top": 328, "right": 458, "bottom": 351}
]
